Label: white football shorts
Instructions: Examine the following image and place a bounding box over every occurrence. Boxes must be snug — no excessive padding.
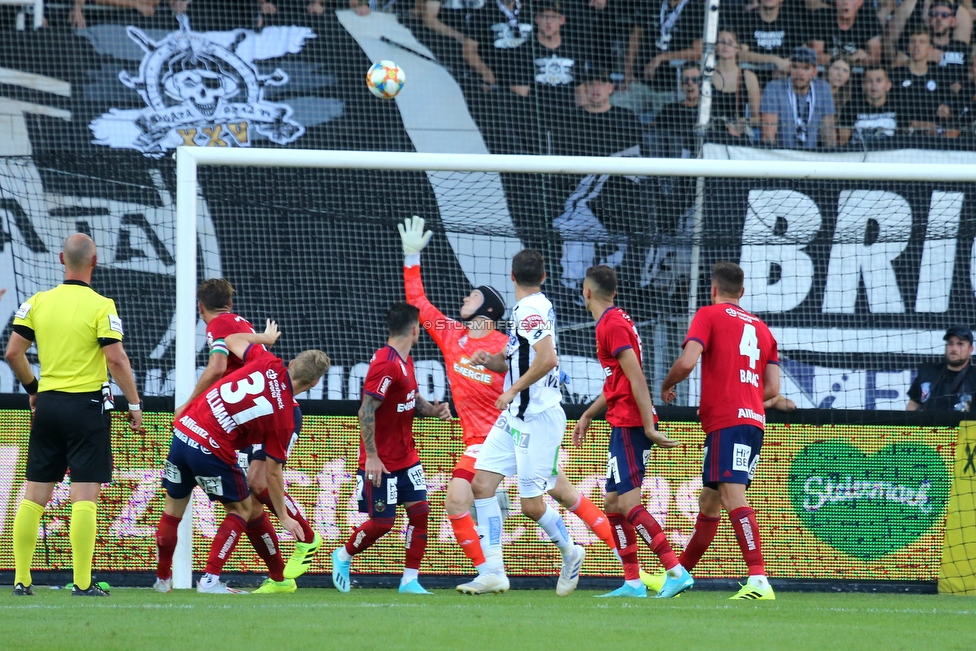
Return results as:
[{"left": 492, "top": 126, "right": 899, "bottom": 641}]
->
[{"left": 475, "top": 406, "right": 567, "bottom": 498}]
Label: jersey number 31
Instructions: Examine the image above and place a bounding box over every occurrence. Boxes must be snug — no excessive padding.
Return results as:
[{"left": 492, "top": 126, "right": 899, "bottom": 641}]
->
[{"left": 222, "top": 371, "right": 274, "bottom": 425}]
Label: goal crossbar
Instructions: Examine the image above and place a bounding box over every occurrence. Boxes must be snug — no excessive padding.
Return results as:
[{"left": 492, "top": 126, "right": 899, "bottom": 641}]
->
[{"left": 176, "top": 147, "right": 976, "bottom": 181}]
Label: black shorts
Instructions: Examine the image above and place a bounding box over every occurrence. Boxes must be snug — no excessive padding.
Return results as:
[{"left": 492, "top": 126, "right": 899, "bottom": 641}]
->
[{"left": 27, "top": 391, "right": 113, "bottom": 483}]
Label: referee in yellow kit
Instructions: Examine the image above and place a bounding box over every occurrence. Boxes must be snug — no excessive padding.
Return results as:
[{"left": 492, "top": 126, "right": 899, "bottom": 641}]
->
[{"left": 6, "top": 234, "right": 143, "bottom": 597}]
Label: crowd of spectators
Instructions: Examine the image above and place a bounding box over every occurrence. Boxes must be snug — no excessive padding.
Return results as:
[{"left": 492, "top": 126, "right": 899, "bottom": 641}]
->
[
  {"left": 409, "top": 0, "right": 976, "bottom": 152},
  {"left": 10, "top": 0, "right": 976, "bottom": 152}
]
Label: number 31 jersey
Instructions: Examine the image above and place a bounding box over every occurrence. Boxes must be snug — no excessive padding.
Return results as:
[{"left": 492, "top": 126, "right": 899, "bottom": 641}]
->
[
  {"left": 175, "top": 345, "right": 296, "bottom": 466},
  {"left": 684, "top": 303, "right": 778, "bottom": 434}
]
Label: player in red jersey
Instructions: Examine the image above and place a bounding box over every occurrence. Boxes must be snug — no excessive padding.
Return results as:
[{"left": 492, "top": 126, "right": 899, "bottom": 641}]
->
[
  {"left": 330, "top": 302, "right": 451, "bottom": 595},
  {"left": 661, "top": 261, "right": 780, "bottom": 600},
  {"left": 167, "top": 279, "right": 323, "bottom": 593},
  {"left": 398, "top": 218, "right": 618, "bottom": 593},
  {"left": 154, "top": 324, "right": 331, "bottom": 594},
  {"left": 575, "top": 266, "right": 692, "bottom": 599}
]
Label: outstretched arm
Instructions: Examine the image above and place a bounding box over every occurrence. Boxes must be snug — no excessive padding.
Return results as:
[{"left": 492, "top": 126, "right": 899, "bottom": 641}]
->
[
  {"left": 400, "top": 216, "right": 457, "bottom": 348},
  {"left": 266, "top": 458, "right": 303, "bottom": 541},
  {"left": 617, "top": 348, "right": 677, "bottom": 448},
  {"left": 661, "top": 340, "right": 703, "bottom": 403},
  {"left": 224, "top": 319, "right": 281, "bottom": 359}
]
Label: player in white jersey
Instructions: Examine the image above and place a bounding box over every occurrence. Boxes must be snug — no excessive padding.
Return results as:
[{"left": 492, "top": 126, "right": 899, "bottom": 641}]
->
[{"left": 458, "top": 250, "right": 587, "bottom": 597}]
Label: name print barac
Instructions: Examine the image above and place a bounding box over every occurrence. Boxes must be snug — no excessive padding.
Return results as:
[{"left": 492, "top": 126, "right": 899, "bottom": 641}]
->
[{"left": 725, "top": 185, "right": 976, "bottom": 359}]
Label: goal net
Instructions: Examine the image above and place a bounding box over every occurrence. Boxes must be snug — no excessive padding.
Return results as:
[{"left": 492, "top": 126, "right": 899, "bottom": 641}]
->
[
  {"left": 0, "top": 149, "right": 969, "bottom": 588},
  {"left": 174, "top": 148, "right": 976, "bottom": 414}
]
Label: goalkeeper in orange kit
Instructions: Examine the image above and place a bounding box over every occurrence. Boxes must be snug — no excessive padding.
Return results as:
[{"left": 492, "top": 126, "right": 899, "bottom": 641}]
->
[{"left": 398, "top": 216, "right": 618, "bottom": 592}]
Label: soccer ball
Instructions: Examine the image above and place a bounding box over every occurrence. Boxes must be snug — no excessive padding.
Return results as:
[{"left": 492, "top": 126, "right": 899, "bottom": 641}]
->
[{"left": 366, "top": 61, "right": 405, "bottom": 99}]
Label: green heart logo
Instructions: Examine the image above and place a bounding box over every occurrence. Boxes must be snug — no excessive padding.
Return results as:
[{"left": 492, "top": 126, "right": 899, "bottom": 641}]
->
[{"left": 788, "top": 441, "right": 950, "bottom": 560}]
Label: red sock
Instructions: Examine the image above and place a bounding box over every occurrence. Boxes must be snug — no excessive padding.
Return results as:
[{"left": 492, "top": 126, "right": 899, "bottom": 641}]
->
[
  {"left": 155, "top": 513, "right": 181, "bottom": 580},
  {"left": 627, "top": 505, "right": 678, "bottom": 571},
  {"left": 569, "top": 494, "right": 616, "bottom": 553},
  {"left": 608, "top": 513, "right": 640, "bottom": 581},
  {"left": 258, "top": 488, "right": 316, "bottom": 543},
  {"left": 246, "top": 511, "right": 285, "bottom": 582},
  {"left": 344, "top": 518, "right": 395, "bottom": 556},
  {"left": 205, "top": 513, "right": 247, "bottom": 576},
  {"left": 448, "top": 511, "right": 485, "bottom": 567},
  {"left": 729, "top": 506, "right": 765, "bottom": 575},
  {"left": 678, "top": 514, "right": 720, "bottom": 572},
  {"left": 404, "top": 502, "right": 429, "bottom": 571}
]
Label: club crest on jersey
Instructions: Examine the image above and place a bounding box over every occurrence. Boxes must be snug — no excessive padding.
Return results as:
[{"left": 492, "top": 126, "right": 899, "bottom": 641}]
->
[
  {"left": 374, "top": 500, "right": 386, "bottom": 513},
  {"left": 521, "top": 314, "right": 545, "bottom": 332}
]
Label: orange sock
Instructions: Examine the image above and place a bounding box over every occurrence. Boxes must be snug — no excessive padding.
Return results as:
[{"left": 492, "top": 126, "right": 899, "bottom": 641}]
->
[
  {"left": 569, "top": 495, "right": 616, "bottom": 553},
  {"left": 448, "top": 511, "right": 485, "bottom": 567}
]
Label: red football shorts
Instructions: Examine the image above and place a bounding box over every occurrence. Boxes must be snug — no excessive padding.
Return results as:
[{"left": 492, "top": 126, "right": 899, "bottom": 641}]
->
[{"left": 452, "top": 444, "right": 483, "bottom": 482}]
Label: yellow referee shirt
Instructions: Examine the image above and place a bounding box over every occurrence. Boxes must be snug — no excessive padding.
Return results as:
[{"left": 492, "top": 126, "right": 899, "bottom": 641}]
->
[{"left": 12, "top": 280, "right": 124, "bottom": 393}]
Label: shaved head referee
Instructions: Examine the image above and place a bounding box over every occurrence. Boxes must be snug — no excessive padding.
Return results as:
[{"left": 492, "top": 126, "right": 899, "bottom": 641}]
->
[{"left": 5, "top": 233, "right": 143, "bottom": 597}]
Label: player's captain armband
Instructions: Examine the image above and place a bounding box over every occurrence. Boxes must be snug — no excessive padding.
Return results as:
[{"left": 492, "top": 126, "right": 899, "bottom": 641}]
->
[
  {"left": 108, "top": 314, "right": 124, "bottom": 335},
  {"left": 210, "top": 338, "right": 229, "bottom": 357},
  {"left": 14, "top": 302, "right": 31, "bottom": 320}
]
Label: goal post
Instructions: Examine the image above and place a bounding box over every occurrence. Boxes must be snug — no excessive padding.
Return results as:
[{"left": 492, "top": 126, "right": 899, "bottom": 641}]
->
[{"left": 172, "top": 146, "right": 976, "bottom": 588}]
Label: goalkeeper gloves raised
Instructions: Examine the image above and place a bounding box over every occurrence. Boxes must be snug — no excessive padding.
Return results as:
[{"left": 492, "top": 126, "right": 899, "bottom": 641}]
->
[{"left": 398, "top": 215, "right": 433, "bottom": 256}]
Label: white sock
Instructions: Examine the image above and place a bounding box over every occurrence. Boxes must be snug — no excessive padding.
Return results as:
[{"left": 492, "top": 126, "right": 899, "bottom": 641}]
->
[
  {"left": 336, "top": 547, "right": 352, "bottom": 562},
  {"left": 474, "top": 497, "right": 505, "bottom": 574},
  {"left": 667, "top": 565, "right": 684, "bottom": 579},
  {"left": 626, "top": 579, "right": 642, "bottom": 589},
  {"left": 748, "top": 574, "right": 770, "bottom": 590},
  {"left": 537, "top": 505, "right": 574, "bottom": 557},
  {"left": 401, "top": 568, "right": 419, "bottom": 586},
  {"left": 199, "top": 573, "right": 219, "bottom": 588}
]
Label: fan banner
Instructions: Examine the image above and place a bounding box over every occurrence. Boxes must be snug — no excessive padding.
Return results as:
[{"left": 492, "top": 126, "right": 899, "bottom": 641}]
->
[
  {"left": 0, "top": 410, "right": 956, "bottom": 580},
  {"left": 1, "top": 16, "right": 975, "bottom": 411}
]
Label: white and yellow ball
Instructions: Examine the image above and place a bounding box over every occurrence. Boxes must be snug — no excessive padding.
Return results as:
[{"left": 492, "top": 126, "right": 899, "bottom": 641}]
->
[{"left": 366, "top": 60, "right": 405, "bottom": 99}]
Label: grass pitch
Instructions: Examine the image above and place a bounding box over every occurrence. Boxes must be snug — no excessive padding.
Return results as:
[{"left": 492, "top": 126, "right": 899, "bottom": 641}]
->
[{"left": 2, "top": 587, "right": 972, "bottom": 651}]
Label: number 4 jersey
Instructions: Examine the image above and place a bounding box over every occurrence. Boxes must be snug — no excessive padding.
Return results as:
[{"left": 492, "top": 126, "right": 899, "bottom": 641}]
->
[
  {"left": 684, "top": 303, "right": 779, "bottom": 434},
  {"left": 175, "top": 345, "right": 296, "bottom": 466}
]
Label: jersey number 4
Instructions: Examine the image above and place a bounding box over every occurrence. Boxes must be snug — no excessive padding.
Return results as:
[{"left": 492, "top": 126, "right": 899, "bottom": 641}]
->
[
  {"left": 222, "top": 371, "right": 274, "bottom": 425},
  {"left": 739, "top": 324, "right": 760, "bottom": 370}
]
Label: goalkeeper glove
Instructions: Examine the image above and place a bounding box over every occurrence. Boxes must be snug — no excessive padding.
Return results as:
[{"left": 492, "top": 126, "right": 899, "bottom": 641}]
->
[{"left": 398, "top": 215, "right": 433, "bottom": 256}]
